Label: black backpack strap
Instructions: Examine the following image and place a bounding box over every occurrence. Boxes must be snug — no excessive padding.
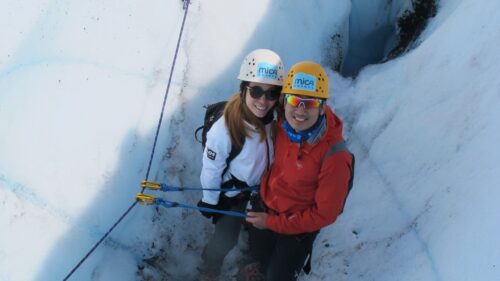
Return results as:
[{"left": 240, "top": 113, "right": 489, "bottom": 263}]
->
[
  {"left": 221, "top": 142, "right": 243, "bottom": 178},
  {"left": 220, "top": 129, "right": 245, "bottom": 179},
  {"left": 321, "top": 140, "right": 349, "bottom": 162},
  {"left": 321, "top": 139, "right": 355, "bottom": 214}
]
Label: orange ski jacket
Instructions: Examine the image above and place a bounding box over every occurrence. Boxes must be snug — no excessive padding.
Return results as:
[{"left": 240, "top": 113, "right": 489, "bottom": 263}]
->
[{"left": 261, "top": 107, "right": 353, "bottom": 234}]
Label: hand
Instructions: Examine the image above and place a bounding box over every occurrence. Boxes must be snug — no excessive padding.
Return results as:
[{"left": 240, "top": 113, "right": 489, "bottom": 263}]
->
[
  {"left": 245, "top": 211, "right": 268, "bottom": 229},
  {"left": 197, "top": 200, "right": 218, "bottom": 219}
]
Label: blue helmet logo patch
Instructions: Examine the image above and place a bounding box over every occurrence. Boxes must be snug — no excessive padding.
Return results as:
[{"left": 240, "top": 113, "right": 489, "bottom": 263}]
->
[
  {"left": 291, "top": 73, "right": 316, "bottom": 92},
  {"left": 256, "top": 62, "right": 279, "bottom": 80}
]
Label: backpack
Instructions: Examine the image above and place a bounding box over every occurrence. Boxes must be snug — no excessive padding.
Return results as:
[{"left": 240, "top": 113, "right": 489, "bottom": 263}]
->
[
  {"left": 195, "top": 101, "right": 245, "bottom": 177},
  {"left": 321, "top": 140, "right": 355, "bottom": 214}
]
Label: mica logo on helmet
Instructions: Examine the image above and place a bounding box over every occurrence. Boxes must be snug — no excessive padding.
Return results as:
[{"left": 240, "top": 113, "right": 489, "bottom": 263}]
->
[
  {"left": 256, "top": 62, "right": 279, "bottom": 80},
  {"left": 291, "top": 73, "right": 316, "bottom": 92}
]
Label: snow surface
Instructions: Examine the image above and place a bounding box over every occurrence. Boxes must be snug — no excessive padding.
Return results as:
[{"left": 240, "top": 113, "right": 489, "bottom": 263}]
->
[{"left": 1, "top": 0, "right": 499, "bottom": 280}]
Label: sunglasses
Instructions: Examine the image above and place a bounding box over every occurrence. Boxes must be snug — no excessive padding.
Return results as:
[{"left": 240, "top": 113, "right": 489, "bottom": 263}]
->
[
  {"left": 246, "top": 86, "right": 281, "bottom": 101},
  {"left": 285, "top": 94, "right": 323, "bottom": 109}
]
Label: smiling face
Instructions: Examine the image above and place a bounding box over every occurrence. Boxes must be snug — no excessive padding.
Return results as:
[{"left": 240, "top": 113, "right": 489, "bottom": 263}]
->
[
  {"left": 284, "top": 94, "right": 326, "bottom": 132},
  {"left": 244, "top": 82, "right": 279, "bottom": 118}
]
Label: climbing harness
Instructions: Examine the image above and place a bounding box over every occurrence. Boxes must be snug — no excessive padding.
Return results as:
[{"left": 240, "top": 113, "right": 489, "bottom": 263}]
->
[
  {"left": 140, "top": 180, "right": 258, "bottom": 193},
  {"left": 63, "top": 1, "right": 191, "bottom": 280},
  {"left": 138, "top": 180, "right": 258, "bottom": 217}
]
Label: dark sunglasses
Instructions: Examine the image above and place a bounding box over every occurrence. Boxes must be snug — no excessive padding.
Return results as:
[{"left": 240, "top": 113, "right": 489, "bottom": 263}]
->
[{"left": 246, "top": 86, "right": 281, "bottom": 101}]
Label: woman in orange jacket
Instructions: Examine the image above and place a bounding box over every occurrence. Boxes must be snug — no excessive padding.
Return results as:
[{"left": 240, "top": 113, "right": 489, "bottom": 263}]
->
[{"left": 242, "top": 61, "right": 355, "bottom": 281}]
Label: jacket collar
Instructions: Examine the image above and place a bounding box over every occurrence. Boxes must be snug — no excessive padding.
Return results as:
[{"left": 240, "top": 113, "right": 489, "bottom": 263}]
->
[{"left": 282, "top": 115, "right": 326, "bottom": 145}]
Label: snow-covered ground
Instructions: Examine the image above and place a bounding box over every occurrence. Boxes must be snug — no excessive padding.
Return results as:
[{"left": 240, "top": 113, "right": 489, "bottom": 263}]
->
[{"left": 1, "top": 0, "right": 499, "bottom": 280}]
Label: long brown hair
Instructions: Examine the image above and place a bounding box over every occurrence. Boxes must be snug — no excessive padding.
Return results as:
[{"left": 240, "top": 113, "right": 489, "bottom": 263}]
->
[{"left": 223, "top": 82, "right": 275, "bottom": 148}]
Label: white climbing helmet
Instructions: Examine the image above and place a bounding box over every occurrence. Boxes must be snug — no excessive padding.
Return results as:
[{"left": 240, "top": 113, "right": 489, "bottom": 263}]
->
[{"left": 237, "top": 49, "right": 285, "bottom": 86}]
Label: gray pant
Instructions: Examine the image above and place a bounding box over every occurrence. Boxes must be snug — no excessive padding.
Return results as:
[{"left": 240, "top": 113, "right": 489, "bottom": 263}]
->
[{"left": 201, "top": 199, "right": 248, "bottom": 275}]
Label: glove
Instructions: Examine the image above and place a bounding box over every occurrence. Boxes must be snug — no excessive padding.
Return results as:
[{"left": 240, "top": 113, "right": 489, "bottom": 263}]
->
[
  {"left": 249, "top": 192, "right": 267, "bottom": 212},
  {"left": 197, "top": 200, "right": 219, "bottom": 219}
]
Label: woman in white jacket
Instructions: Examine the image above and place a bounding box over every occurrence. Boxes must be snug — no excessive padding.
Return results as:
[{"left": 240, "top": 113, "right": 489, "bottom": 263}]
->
[{"left": 197, "top": 49, "right": 284, "bottom": 280}]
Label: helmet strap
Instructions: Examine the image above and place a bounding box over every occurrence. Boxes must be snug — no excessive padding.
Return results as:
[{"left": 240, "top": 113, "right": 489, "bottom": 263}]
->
[{"left": 239, "top": 81, "right": 248, "bottom": 101}]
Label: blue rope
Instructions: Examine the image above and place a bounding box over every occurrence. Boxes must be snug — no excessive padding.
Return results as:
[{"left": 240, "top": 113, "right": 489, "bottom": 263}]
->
[
  {"left": 159, "top": 184, "right": 259, "bottom": 193},
  {"left": 155, "top": 199, "right": 251, "bottom": 218},
  {"left": 62, "top": 1, "right": 191, "bottom": 280}
]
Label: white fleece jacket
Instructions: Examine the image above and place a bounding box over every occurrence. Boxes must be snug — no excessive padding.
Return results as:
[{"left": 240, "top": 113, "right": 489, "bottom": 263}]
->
[{"left": 200, "top": 117, "right": 274, "bottom": 205}]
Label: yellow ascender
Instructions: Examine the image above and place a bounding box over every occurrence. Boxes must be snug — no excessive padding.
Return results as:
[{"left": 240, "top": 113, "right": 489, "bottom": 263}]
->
[
  {"left": 141, "top": 180, "right": 162, "bottom": 190},
  {"left": 136, "top": 193, "right": 156, "bottom": 205}
]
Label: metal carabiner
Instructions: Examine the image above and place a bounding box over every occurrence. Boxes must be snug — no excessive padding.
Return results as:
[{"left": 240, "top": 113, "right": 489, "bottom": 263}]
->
[
  {"left": 136, "top": 193, "right": 156, "bottom": 205},
  {"left": 141, "top": 180, "right": 162, "bottom": 190}
]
